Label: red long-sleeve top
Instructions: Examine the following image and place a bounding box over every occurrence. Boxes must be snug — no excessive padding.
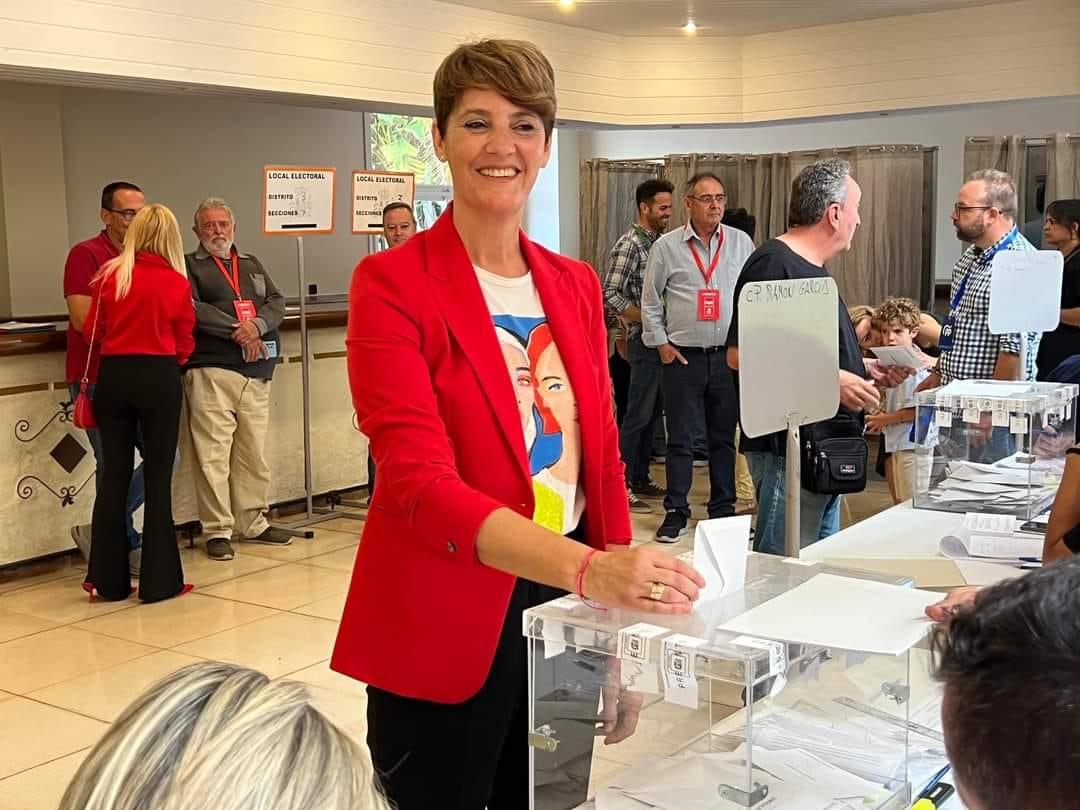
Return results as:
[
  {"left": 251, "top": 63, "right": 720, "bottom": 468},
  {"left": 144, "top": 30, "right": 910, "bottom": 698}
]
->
[{"left": 83, "top": 252, "right": 195, "bottom": 365}]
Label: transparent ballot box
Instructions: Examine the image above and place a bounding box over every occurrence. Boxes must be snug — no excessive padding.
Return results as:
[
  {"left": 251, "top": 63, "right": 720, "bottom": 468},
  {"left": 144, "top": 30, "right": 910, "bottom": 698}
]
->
[
  {"left": 525, "top": 555, "right": 936, "bottom": 810},
  {"left": 912, "top": 379, "right": 1079, "bottom": 519}
]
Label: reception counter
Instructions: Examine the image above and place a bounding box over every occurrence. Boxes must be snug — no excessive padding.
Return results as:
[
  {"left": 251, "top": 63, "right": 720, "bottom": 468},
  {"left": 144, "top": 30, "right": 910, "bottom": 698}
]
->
[{"left": 0, "top": 306, "right": 368, "bottom": 567}]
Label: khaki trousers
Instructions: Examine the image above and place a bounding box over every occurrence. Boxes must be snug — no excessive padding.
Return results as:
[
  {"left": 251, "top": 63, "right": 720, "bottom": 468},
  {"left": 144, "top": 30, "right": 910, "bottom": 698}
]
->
[
  {"left": 735, "top": 427, "right": 756, "bottom": 504},
  {"left": 183, "top": 367, "right": 271, "bottom": 540},
  {"left": 887, "top": 450, "right": 931, "bottom": 505}
]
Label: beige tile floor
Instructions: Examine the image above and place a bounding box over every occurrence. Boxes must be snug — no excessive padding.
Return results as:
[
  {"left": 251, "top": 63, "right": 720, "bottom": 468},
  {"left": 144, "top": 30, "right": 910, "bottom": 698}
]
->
[{"left": 0, "top": 464, "right": 893, "bottom": 807}]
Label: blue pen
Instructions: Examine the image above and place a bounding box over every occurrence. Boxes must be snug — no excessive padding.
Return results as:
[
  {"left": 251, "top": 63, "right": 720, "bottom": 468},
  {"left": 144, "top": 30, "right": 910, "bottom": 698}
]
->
[
  {"left": 1019, "top": 556, "right": 1042, "bottom": 563},
  {"left": 918, "top": 764, "right": 952, "bottom": 799}
]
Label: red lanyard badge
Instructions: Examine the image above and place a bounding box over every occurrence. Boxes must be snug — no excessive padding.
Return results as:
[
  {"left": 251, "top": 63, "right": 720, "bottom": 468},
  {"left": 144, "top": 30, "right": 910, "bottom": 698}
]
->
[
  {"left": 213, "top": 251, "right": 256, "bottom": 321},
  {"left": 688, "top": 225, "right": 724, "bottom": 322}
]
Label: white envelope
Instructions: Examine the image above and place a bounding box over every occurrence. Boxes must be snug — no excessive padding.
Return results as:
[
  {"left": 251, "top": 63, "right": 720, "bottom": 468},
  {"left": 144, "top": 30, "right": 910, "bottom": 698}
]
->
[{"left": 693, "top": 515, "right": 751, "bottom": 604}]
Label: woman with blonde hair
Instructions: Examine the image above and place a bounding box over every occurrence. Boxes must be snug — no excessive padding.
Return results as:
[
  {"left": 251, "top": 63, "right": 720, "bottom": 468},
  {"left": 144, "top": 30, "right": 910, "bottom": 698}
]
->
[
  {"left": 83, "top": 203, "right": 195, "bottom": 602},
  {"left": 59, "top": 661, "right": 388, "bottom": 810}
]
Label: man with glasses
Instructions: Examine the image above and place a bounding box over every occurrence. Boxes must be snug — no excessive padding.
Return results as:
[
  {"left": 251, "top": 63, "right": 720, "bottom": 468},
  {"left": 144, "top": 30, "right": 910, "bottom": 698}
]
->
[
  {"left": 919, "top": 169, "right": 1038, "bottom": 388},
  {"left": 642, "top": 173, "right": 755, "bottom": 540},
  {"left": 183, "top": 197, "right": 290, "bottom": 561},
  {"left": 64, "top": 181, "right": 146, "bottom": 575}
]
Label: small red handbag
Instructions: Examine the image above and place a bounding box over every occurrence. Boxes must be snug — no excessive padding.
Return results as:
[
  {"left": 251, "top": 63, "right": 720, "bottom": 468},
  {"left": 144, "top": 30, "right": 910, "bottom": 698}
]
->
[{"left": 73, "top": 295, "right": 100, "bottom": 430}]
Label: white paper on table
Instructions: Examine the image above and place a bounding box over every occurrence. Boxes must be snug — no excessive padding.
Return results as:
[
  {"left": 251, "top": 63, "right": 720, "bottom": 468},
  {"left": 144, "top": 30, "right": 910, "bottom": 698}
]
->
[
  {"left": 939, "top": 529, "right": 1042, "bottom": 561},
  {"left": 956, "top": 559, "right": 1027, "bottom": 586},
  {"left": 717, "top": 573, "right": 939, "bottom": 656},
  {"left": 745, "top": 745, "right": 885, "bottom": 800},
  {"left": 693, "top": 515, "right": 751, "bottom": 603},
  {"left": 960, "top": 513, "right": 1020, "bottom": 534},
  {"left": 870, "top": 344, "right": 928, "bottom": 370}
]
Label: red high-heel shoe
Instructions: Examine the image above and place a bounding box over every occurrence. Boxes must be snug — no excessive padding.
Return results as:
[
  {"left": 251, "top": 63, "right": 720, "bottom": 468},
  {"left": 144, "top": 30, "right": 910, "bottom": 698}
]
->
[{"left": 81, "top": 582, "right": 136, "bottom": 603}]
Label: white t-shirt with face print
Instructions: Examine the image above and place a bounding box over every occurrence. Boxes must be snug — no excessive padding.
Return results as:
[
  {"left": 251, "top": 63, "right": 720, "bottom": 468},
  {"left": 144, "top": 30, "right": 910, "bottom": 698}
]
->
[{"left": 474, "top": 265, "right": 584, "bottom": 536}]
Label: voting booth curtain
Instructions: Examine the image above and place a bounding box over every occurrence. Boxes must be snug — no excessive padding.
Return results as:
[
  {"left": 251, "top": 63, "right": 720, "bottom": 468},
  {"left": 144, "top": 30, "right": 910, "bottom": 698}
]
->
[
  {"left": 963, "top": 135, "right": 1031, "bottom": 226},
  {"left": 1047, "top": 133, "right": 1080, "bottom": 201},
  {"left": 579, "top": 159, "right": 663, "bottom": 275},
  {"left": 581, "top": 145, "right": 931, "bottom": 308}
]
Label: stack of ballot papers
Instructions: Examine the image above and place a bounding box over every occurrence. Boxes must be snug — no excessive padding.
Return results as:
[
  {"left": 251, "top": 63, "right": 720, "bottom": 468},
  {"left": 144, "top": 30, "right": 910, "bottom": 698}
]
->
[
  {"left": 594, "top": 745, "right": 892, "bottom": 809},
  {"left": 939, "top": 512, "right": 1043, "bottom": 564},
  {"left": 927, "top": 456, "right": 1058, "bottom": 512}
]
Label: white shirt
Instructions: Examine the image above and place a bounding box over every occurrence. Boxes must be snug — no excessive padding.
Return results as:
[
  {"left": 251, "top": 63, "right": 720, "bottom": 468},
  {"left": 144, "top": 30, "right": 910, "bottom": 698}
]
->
[{"left": 475, "top": 265, "right": 585, "bottom": 536}]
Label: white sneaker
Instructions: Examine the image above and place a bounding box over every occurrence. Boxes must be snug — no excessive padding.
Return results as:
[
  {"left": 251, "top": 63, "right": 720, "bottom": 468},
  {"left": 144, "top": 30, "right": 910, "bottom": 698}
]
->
[{"left": 70, "top": 524, "right": 92, "bottom": 562}]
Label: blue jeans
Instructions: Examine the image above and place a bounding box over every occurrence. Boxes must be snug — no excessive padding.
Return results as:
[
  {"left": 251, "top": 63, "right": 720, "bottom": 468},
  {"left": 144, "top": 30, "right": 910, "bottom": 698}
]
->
[
  {"left": 619, "top": 335, "right": 664, "bottom": 485},
  {"left": 70, "top": 382, "right": 143, "bottom": 549},
  {"left": 745, "top": 450, "right": 840, "bottom": 556}
]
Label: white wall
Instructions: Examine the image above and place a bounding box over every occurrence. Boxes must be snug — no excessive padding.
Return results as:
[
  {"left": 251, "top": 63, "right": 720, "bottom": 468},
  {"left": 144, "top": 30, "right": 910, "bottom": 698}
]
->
[{"left": 577, "top": 96, "right": 1080, "bottom": 280}]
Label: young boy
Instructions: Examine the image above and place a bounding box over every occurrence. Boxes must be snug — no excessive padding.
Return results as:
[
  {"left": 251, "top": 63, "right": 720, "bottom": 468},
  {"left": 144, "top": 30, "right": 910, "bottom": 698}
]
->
[{"left": 865, "top": 298, "right": 932, "bottom": 504}]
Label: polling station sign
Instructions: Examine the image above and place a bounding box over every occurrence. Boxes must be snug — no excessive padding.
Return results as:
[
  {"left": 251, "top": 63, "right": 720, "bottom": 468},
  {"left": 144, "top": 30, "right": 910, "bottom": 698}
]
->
[
  {"left": 352, "top": 171, "right": 416, "bottom": 234},
  {"left": 262, "top": 166, "right": 336, "bottom": 234}
]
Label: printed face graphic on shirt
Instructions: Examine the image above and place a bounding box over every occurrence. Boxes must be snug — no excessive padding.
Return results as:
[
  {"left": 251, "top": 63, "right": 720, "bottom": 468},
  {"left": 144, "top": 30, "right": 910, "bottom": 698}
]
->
[{"left": 495, "top": 326, "right": 537, "bottom": 449}]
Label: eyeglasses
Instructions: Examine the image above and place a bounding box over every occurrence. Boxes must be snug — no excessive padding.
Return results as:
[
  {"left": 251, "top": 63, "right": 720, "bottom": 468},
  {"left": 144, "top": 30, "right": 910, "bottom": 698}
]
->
[
  {"left": 688, "top": 194, "right": 727, "bottom": 205},
  {"left": 953, "top": 204, "right": 993, "bottom": 215},
  {"left": 105, "top": 208, "right": 141, "bottom": 221}
]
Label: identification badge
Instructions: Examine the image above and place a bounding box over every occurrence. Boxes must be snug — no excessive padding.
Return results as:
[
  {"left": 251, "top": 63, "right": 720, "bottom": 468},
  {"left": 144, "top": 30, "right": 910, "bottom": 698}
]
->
[
  {"left": 938, "top": 316, "right": 955, "bottom": 352},
  {"left": 264, "top": 340, "right": 278, "bottom": 359},
  {"left": 697, "top": 289, "right": 720, "bottom": 321},
  {"left": 233, "top": 299, "right": 257, "bottom": 321}
]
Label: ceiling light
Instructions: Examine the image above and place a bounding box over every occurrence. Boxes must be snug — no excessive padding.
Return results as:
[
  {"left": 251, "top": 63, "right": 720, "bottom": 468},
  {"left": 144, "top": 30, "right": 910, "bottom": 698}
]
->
[
  {"left": 558, "top": 0, "right": 574, "bottom": 8},
  {"left": 683, "top": 19, "right": 698, "bottom": 34}
]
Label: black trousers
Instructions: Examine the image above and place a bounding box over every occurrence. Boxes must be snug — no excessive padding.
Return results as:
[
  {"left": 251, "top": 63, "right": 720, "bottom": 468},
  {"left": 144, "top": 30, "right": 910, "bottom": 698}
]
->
[
  {"left": 366, "top": 577, "right": 596, "bottom": 810},
  {"left": 661, "top": 346, "right": 738, "bottom": 518},
  {"left": 88, "top": 356, "right": 184, "bottom": 602}
]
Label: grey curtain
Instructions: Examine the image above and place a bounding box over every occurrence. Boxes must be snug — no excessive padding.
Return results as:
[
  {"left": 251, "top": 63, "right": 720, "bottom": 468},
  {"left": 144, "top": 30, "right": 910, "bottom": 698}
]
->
[
  {"left": 962, "top": 135, "right": 1029, "bottom": 224},
  {"left": 579, "top": 159, "right": 661, "bottom": 276},
  {"left": 662, "top": 146, "right": 926, "bottom": 304},
  {"left": 1047, "top": 133, "right": 1080, "bottom": 202},
  {"left": 829, "top": 145, "right": 926, "bottom": 306}
]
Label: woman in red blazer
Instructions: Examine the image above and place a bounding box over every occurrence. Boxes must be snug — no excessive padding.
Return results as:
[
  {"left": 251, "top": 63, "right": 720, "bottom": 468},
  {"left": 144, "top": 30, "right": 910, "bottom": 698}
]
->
[
  {"left": 83, "top": 204, "right": 194, "bottom": 603},
  {"left": 332, "top": 40, "right": 704, "bottom": 809}
]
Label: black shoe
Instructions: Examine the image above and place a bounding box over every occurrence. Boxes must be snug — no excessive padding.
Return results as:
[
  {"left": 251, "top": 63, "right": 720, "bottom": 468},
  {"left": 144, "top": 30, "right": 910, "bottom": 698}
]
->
[
  {"left": 631, "top": 480, "right": 667, "bottom": 498},
  {"left": 247, "top": 527, "right": 293, "bottom": 546},
  {"left": 628, "top": 489, "right": 653, "bottom": 514},
  {"left": 655, "top": 511, "right": 689, "bottom": 542},
  {"left": 693, "top": 452, "right": 708, "bottom": 469},
  {"left": 206, "top": 538, "right": 235, "bottom": 561}
]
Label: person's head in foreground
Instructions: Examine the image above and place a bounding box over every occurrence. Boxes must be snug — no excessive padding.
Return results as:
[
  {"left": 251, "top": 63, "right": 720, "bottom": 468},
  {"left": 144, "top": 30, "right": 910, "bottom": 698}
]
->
[
  {"left": 59, "top": 661, "right": 387, "bottom": 810},
  {"left": 931, "top": 559, "right": 1080, "bottom": 810}
]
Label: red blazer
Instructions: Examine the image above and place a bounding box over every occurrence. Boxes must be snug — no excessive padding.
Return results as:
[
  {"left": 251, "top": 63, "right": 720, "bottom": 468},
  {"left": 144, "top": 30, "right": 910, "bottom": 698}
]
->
[{"left": 331, "top": 206, "right": 631, "bottom": 704}]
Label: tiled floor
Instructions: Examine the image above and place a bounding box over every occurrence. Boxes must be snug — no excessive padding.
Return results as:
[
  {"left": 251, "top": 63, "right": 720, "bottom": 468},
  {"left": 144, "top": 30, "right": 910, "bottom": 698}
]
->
[{"left": 0, "top": 464, "right": 894, "bottom": 807}]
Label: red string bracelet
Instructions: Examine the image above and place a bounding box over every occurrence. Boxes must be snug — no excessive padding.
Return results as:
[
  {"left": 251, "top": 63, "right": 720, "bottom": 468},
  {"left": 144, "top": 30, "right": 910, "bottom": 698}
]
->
[{"left": 576, "top": 548, "right": 601, "bottom": 600}]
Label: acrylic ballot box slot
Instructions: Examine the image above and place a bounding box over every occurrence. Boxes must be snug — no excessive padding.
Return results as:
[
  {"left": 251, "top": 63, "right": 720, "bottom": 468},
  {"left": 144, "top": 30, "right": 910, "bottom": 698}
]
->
[
  {"left": 525, "top": 554, "right": 937, "bottom": 810},
  {"left": 912, "top": 379, "right": 1078, "bottom": 519}
]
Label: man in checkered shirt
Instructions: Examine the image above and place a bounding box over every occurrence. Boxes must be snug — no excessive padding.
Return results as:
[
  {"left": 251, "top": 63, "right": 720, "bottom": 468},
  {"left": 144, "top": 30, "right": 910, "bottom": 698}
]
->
[
  {"left": 602, "top": 179, "right": 673, "bottom": 513},
  {"left": 923, "top": 169, "right": 1039, "bottom": 388}
]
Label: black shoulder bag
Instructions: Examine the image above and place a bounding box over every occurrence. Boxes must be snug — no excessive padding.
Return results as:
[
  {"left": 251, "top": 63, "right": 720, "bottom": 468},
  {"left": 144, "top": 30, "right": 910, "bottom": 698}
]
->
[{"left": 801, "top": 416, "right": 868, "bottom": 495}]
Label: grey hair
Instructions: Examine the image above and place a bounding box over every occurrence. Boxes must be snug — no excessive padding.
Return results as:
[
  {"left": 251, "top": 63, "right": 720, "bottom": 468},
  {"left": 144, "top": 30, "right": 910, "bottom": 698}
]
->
[
  {"left": 788, "top": 158, "right": 852, "bottom": 227},
  {"left": 193, "top": 197, "right": 235, "bottom": 228},
  {"left": 59, "top": 662, "right": 388, "bottom": 810},
  {"left": 969, "top": 169, "right": 1018, "bottom": 220}
]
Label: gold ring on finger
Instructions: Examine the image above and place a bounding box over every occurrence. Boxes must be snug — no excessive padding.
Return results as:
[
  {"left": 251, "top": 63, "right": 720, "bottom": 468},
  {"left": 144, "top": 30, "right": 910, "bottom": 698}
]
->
[{"left": 649, "top": 582, "right": 666, "bottom": 601}]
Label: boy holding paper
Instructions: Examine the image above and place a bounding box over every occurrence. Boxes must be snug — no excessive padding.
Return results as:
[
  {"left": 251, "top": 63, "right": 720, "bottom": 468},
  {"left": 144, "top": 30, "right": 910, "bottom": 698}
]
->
[{"left": 865, "top": 298, "right": 932, "bottom": 503}]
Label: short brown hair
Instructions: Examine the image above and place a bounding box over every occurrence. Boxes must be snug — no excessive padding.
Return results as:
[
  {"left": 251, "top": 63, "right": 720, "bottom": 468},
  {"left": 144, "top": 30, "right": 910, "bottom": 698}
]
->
[
  {"left": 432, "top": 39, "right": 556, "bottom": 141},
  {"left": 872, "top": 297, "right": 921, "bottom": 331}
]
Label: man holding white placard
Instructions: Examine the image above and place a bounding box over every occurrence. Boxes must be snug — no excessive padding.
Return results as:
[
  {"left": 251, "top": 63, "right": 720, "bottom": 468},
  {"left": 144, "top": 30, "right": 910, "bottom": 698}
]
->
[
  {"left": 727, "top": 159, "right": 907, "bottom": 554},
  {"left": 920, "top": 170, "right": 1038, "bottom": 389}
]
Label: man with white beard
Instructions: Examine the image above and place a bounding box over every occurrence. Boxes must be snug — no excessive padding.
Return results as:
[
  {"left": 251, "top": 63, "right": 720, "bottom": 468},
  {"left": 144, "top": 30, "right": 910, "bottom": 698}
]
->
[{"left": 183, "top": 198, "right": 290, "bottom": 560}]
